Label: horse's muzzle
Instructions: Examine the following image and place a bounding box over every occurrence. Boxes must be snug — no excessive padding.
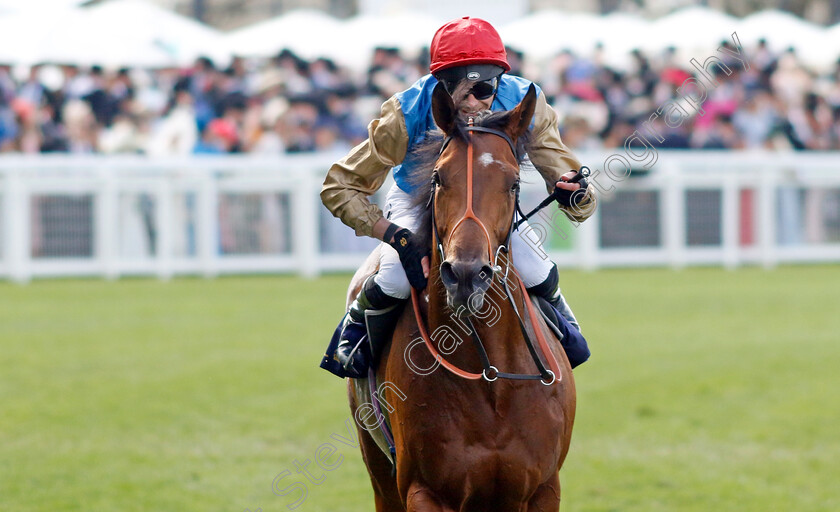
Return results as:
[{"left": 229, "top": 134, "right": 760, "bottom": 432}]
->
[{"left": 439, "top": 260, "right": 495, "bottom": 315}]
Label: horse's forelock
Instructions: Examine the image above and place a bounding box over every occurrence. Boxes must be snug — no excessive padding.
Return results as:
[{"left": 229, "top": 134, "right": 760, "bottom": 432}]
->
[{"left": 404, "top": 98, "right": 532, "bottom": 247}]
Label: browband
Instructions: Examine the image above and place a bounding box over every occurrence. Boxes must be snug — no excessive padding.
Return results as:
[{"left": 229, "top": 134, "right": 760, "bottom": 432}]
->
[
  {"left": 439, "top": 126, "right": 518, "bottom": 160},
  {"left": 465, "top": 126, "right": 517, "bottom": 158}
]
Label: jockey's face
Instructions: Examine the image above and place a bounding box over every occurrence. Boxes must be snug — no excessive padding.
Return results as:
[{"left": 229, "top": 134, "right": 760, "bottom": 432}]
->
[
  {"left": 436, "top": 66, "right": 501, "bottom": 119},
  {"left": 456, "top": 89, "right": 494, "bottom": 118}
]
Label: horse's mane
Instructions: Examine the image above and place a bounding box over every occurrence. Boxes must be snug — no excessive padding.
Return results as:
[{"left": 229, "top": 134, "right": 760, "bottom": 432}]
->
[{"left": 404, "top": 89, "right": 532, "bottom": 248}]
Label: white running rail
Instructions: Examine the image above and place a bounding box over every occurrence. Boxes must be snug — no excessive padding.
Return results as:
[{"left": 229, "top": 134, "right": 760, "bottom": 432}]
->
[{"left": 0, "top": 151, "right": 838, "bottom": 282}]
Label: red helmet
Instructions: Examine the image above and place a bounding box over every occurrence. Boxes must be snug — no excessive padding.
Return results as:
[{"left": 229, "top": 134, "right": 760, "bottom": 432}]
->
[{"left": 429, "top": 17, "right": 510, "bottom": 75}]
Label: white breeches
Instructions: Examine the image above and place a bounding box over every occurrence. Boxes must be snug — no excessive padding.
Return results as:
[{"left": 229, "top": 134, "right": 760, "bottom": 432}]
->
[{"left": 374, "top": 184, "right": 555, "bottom": 299}]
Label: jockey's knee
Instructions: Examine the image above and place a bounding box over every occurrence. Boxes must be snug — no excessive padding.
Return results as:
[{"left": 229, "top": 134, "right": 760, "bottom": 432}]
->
[
  {"left": 510, "top": 245, "right": 555, "bottom": 290},
  {"left": 527, "top": 264, "right": 559, "bottom": 298},
  {"left": 374, "top": 270, "right": 411, "bottom": 300},
  {"left": 517, "top": 259, "right": 556, "bottom": 290},
  {"left": 375, "top": 248, "right": 411, "bottom": 300}
]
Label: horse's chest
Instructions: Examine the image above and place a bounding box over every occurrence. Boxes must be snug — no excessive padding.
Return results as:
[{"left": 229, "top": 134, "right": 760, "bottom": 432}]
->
[{"left": 396, "top": 384, "right": 568, "bottom": 488}]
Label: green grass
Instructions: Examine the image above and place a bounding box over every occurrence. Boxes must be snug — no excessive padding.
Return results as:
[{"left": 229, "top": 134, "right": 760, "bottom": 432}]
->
[{"left": 1, "top": 267, "right": 839, "bottom": 511}]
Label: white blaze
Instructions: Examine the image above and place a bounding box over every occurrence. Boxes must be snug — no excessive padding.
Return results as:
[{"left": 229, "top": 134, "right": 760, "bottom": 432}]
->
[{"left": 478, "top": 152, "right": 499, "bottom": 167}]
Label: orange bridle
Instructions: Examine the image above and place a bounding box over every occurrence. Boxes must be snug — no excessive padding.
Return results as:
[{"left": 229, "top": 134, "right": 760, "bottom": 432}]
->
[
  {"left": 445, "top": 118, "right": 496, "bottom": 264},
  {"left": 410, "top": 118, "right": 563, "bottom": 384},
  {"left": 433, "top": 118, "right": 519, "bottom": 266}
]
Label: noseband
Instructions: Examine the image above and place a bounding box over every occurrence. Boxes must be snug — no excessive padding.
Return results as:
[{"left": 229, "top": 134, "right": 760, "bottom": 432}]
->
[{"left": 411, "top": 118, "right": 562, "bottom": 385}]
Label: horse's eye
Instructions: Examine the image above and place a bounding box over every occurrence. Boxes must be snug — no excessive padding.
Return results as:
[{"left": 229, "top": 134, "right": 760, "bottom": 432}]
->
[
  {"left": 433, "top": 170, "right": 446, "bottom": 188},
  {"left": 510, "top": 179, "right": 520, "bottom": 192}
]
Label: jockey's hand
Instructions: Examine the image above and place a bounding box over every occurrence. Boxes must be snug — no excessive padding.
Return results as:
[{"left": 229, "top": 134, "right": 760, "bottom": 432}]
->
[
  {"left": 553, "top": 170, "right": 589, "bottom": 209},
  {"left": 388, "top": 227, "right": 430, "bottom": 290}
]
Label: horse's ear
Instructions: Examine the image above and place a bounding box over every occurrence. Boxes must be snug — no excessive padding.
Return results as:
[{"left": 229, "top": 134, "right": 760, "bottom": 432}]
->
[
  {"left": 507, "top": 84, "right": 537, "bottom": 140},
  {"left": 432, "top": 82, "right": 457, "bottom": 135}
]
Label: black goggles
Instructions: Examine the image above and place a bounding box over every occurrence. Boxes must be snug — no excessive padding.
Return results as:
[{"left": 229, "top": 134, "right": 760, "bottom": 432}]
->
[{"left": 440, "top": 76, "right": 499, "bottom": 100}]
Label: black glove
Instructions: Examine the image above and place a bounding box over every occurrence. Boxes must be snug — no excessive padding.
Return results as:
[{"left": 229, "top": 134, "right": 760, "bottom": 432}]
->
[
  {"left": 553, "top": 170, "right": 590, "bottom": 209},
  {"left": 388, "top": 227, "right": 428, "bottom": 290}
]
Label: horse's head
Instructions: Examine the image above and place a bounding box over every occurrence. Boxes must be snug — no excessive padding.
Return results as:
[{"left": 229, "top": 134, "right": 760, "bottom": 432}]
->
[{"left": 430, "top": 82, "right": 537, "bottom": 314}]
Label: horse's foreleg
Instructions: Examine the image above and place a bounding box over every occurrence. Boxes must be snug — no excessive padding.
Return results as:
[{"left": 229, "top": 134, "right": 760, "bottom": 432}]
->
[
  {"left": 527, "top": 474, "right": 562, "bottom": 512},
  {"left": 358, "top": 430, "right": 404, "bottom": 512},
  {"left": 405, "top": 482, "right": 455, "bottom": 512},
  {"left": 349, "top": 393, "right": 403, "bottom": 511},
  {"left": 348, "top": 381, "right": 403, "bottom": 512}
]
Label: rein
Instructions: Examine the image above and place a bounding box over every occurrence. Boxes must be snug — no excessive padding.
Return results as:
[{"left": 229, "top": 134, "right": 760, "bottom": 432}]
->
[
  {"left": 410, "top": 119, "right": 563, "bottom": 385},
  {"left": 512, "top": 166, "right": 590, "bottom": 231}
]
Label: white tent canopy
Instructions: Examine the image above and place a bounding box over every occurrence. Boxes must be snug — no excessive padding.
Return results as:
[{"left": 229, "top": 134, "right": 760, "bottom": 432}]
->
[
  {"left": 225, "top": 9, "right": 444, "bottom": 71},
  {"left": 341, "top": 12, "right": 442, "bottom": 58},
  {"left": 498, "top": 8, "right": 835, "bottom": 71},
  {"left": 84, "top": 0, "right": 230, "bottom": 66},
  {"left": 824, "top": 24, "right": 840, "bottom": 65},
  {"left": 641, "top": 7, "right": 738, "bottom": 53},
  {"left": 0, "top": 8, "right": 93, "bottom": 65},
  {"left": 736, "top": 9, "right": 824, "bottom": 49},
  {"left": 0, "top": 0, "right": 87, "bottom": 12},
  {"left": 736, "top": 10, "right": 829, "bottom": 70},
  {"left": 596, "top": 12, "right": 650, "bottom": 52},
  {"left": 0, "top": 0, "right": 229, "bottom": 67},
  {"left": 225, "top": 10, "right": 343, "bottom": 60},
  {"left": 198, "top": 6, "right": 840, "bottom": 73},
  {"left": 1, "top": 4, "right": 838, "bottom": 71},
  {"left": 499, "top": 10, "right": 601, "bottom": 61}
]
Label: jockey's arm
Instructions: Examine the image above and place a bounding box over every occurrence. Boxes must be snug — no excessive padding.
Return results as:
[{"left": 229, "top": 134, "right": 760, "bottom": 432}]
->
[
  {"left": 527, "top": 92, "right": 597, "bottom": 223},
  {"left": 320, "top": 96, "right": 408, "bottom": 238}
]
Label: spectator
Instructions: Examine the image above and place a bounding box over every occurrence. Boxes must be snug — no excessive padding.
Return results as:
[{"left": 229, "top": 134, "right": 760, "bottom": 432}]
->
[
  {"left": 146, "top": 89, "right": 198, "bottom": 156},
  {"left": 63, "top": 100, "right": 97, "bottom": 153},
  {"left": 0, "top": 39, "right": 837, "bottom": 155},
  {"left": 194, "top": 118, "right": 238, "bottom": 154}
]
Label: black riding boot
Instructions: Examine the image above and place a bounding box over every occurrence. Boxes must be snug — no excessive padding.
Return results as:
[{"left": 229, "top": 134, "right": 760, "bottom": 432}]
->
[
  {"left": 336, "top": 275, "right": 402, "bottom": 377},
  {"left": 527, "top": 265, "right": 581, "bottom": 331},
  {"left": 528, "top": 265, "right": 590, "bottom": 368}
]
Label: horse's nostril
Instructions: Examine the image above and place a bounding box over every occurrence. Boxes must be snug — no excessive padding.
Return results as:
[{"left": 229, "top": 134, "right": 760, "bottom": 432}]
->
[
  {"left": 480, "top": 264, "right": 495, "bottom": 281},
  {"left": 474, "top": 264, "right": 495, "bottom": 292},
  {"left": 439, "top": 261, "right": 458, "bottom": 288}
]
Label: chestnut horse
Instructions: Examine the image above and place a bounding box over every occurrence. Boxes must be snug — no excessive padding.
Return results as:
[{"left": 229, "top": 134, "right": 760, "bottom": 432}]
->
[{"left": 347, "top": 84, "right": 576, "bottom": 512}]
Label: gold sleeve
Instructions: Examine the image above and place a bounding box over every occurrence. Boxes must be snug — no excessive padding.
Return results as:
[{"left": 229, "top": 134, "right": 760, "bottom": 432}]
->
[
  {"left": 527, "top": 92, "right": 597, "bottom": 223},
  {"left": 320, "top": 96, "right": 409, "bottom": 237}
]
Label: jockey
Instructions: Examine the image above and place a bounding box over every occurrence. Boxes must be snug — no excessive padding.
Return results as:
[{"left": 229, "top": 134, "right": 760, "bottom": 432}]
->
[{"left": 321, "top": 17, "right": 597, "bottom": 378}]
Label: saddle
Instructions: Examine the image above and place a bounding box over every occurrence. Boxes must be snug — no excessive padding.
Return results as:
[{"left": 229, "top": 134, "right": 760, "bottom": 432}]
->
[
  {"left": 320, "top": 301, "right": 403, "bottom": 379},
  {"left": 320, "top": 299, "right": 404, "bottom": 470}
]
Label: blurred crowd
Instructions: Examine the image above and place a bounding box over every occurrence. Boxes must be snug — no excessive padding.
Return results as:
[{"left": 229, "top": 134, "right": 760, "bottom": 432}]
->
[
  {"left": 1, "top": 39, "right": 840, "bottom": 156},
  {"left": 546, "top": 41, "right": 840, "bottom": 152}
]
